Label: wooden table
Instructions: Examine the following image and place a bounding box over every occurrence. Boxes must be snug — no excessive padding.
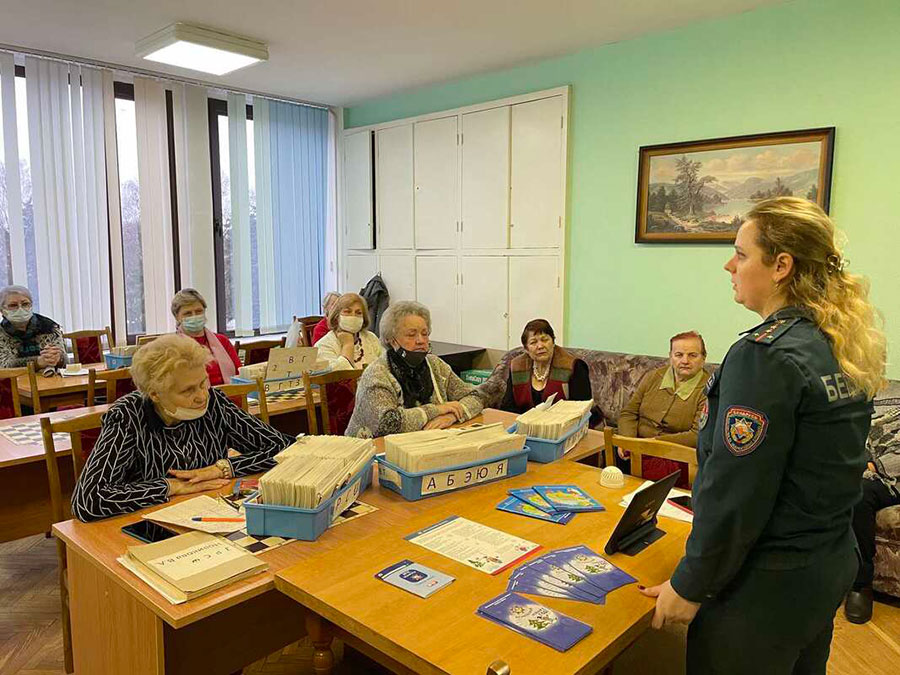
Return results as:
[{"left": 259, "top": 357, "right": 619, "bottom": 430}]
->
[
  {"left": 431, "top": 341, "right": 487, "bottom": 375},
  {"left": 48, "top": 409, "right": 611, "bottom": 675},
  {"left": 0, "top": 406, "right": 109, "bottom": 542},
  {"left": 16, "top": 363, "right": 106, "bottom": 411},
  {"left": 275, "top": 461, "right": 690, "bottom": 675}
]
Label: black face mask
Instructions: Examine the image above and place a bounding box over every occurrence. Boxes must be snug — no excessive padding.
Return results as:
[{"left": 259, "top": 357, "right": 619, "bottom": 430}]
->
[{"left": 395, "top": 346, "right": 428, "bottom": 368}]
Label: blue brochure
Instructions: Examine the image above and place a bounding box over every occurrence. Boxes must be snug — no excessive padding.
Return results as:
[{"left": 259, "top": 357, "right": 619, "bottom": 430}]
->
[
  {"left": 375, "top": 559, "right": 455, "bottom": 598},
  {"left": 496, "top": 496, "right": 574, "bottom": 524},
  {"left": 543, "top": 545, "right": 636, "bottom": 593},
  {"left": 508, "top": 563, "right": 605, "bottom": 605},
  {"left": 532, "top": 485, "right": 606, "bottom": 512},
  {"left": 507, "top": 488, "right": 559, "bottom": 514},
  {"left": 477, "top": 592, "right": 593, "bottom": 651}
]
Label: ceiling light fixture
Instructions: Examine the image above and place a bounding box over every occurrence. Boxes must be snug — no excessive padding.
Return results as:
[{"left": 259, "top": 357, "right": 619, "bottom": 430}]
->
[{"left": 136, "top": 23, "right": 268, "bottom": 76}]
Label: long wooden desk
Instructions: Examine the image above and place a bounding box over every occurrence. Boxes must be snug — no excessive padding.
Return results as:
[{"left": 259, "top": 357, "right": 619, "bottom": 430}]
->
[
  {"left": 49, "top": 410, "right": 616, "bottom": 675},
  {"left": 275, "top": 461, "right": 690, "bottom": 675},
  {"left": 15, "top": 362, "right": 106, "bottom": 410}
]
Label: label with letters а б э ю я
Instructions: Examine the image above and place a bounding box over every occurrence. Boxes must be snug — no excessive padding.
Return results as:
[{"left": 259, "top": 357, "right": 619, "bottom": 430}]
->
[{"left": 420, "top": 459, "right": 509, "bottom": 496}]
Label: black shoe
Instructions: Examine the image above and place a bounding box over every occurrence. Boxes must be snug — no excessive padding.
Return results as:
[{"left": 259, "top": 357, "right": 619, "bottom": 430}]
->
[{"left": 844, "top": 588, "right": 874, "bottom": 624}]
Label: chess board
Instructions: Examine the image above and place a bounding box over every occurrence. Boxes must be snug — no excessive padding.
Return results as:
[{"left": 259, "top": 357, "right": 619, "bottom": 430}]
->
[
  {"left": 261, "top": 389, "right": 306, "bottom": 402},
  {"left": 223, "top": 500, "right": 378, "bottom": 554},
  {"left": 0, "top": 421, "right": 68, "bottom": 446}
]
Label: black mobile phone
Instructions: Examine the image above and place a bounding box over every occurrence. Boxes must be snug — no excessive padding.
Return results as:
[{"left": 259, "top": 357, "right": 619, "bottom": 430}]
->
[
  {"left": 121, "top": 520, "right": 179, "bottom": 544},
  {"left": 668, "top": 495, "right": 693, "bottom": 512}
]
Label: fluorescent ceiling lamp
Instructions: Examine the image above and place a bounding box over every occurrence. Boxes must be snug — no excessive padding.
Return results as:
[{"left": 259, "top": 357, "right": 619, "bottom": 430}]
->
[{"left": 136, "top": 23, "right": 268, "bottom": 76}]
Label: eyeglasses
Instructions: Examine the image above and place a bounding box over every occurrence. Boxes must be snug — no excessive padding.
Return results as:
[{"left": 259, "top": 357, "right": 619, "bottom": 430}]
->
[{"left": 4, "top": 301, "right": 32, "bottom": 311}]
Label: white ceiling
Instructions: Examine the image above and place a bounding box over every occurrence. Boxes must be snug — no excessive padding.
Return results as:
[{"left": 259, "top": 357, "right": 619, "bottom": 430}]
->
[{"left": 0, "top": 0, "right": 787, "bottom": 107}]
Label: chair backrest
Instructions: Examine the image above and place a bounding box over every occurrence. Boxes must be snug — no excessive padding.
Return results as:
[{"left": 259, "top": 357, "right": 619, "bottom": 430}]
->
[
  {"left": 296, "top": 315, "right": 323, "bottom": 348},
  {"left": 136, "top": 333, "right": 162, "bottom": 346},
  {"left": 214, "top": 381, "right": 270, "bottom": 424},
  {"left": 64, "top": 326, "right": 114, "bottom": 364},
  {"left": 303, "top": 369, "right": 363, "bottom": 435},
  {"left": 0, "top": 367, "right": 27, "bottom": 418},
  {"left": 235, "top": 337, "right": 286, "bottom": 365},
  {"left": 41, "top": 410, "right": 106, "bottom": 523},
  {"left": 602, "top": 427, "right": 699, "bottom": 487},
  {"left": 87, "top": 367, "right": 135, "bottom": 406},
  {"left": 26, "top": 361, "right": 45, "bottom": 413}
]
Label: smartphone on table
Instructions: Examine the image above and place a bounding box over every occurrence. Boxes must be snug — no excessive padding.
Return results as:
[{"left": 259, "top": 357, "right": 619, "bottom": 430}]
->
[
  {"left": 667, "top": 495, "right": 693, "bottom": 514},
  {"left": 121, "top": 520, "right": 179, "bottom": 544}
]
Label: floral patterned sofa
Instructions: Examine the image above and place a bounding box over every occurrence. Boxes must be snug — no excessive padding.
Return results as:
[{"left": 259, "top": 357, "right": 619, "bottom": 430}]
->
[{"left": 479, "top": 347, "right": 900, "bottom": 598}]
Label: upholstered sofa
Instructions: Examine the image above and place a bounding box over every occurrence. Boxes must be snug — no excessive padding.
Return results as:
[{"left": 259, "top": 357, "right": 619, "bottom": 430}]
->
[{"left": 479, "top": 347, "right": 900, "bottom": 598}]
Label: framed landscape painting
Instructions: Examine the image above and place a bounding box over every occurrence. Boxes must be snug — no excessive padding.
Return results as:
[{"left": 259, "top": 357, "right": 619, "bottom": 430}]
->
[{"left": 635, "top": 127, "right": 835, "bottom": 243}]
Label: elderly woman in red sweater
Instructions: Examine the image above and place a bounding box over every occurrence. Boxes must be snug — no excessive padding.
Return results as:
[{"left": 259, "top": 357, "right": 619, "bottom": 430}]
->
[{"left": 171, "top": 289, "right": 241, "bottom": 386}]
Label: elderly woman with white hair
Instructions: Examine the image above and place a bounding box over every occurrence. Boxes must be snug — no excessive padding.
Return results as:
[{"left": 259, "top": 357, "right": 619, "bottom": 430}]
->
[
  {"left": 0, "top": 285, "right": 66, "bottom": 373},
  {"left": 71, "top": 334, "right": 293, "bottom": 521},
  {"left": 345, "top": 301, "right": 484, "bottom": 438},
  {"left": 171, "top": 288, "right": 241, "bottom": 386}
]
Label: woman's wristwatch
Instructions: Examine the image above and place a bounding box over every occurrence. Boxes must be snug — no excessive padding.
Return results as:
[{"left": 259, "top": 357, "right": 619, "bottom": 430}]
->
[{"left": 215, "top": 459, "right": 234, "bottom": 479}]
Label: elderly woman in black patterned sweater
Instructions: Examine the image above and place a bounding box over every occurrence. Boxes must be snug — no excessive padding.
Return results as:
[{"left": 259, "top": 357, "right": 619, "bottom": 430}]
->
[
  {"left": 72, "top": 334, "right": 293, "bottom": 522},
  {"left": 0, "top": 285, "right": 66, "bottom": 374},
  {"left": 345, "top": 301, "right": 484, "bottom": 438}
]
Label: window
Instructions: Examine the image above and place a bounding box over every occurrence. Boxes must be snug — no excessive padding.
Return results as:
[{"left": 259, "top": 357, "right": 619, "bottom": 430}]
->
[
  {"left": 113, "top": 83, "right": 145, "bottom": 336},
  {"left": 0, "top": 66, "right": 39, "bottom": 303}
]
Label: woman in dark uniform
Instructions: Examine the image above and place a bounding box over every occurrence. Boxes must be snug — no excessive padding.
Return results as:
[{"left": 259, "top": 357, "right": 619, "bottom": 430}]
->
[{"left": 640, "top": 196, "right": 886, "bottom": 674}]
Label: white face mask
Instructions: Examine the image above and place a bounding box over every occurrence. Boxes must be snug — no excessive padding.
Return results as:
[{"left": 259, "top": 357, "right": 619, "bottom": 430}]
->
[
  {"left": 163, "top": 399, "right": 209, "bottom": 421},
  {"left": 338, "top": 315, "right": 364, "bottom": 334}
]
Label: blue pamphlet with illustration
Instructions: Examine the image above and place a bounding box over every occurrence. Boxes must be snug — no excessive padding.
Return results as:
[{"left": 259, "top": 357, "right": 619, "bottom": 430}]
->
[
  {"left": 496, "top": 496, "right": 574, "bottom": 524},
  {"left": 507, "top": 488, "right": 559, "bottom": 514},
  {"left": 544, "top": 545, "right": 637, "bottom": 593},
  {"left": 477, "top": 592, "right": 592, "bottom": 651},
  {"left": 532, "top": 485, "right": 605, "bottom": 512},
  {"left": 375, "top": 559, "right": 455, "bottom": 598}
]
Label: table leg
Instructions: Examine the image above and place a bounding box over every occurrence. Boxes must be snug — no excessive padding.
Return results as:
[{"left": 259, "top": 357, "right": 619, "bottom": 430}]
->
[{"left": 305, "top": 612, "right": 335, "bottom": 675}]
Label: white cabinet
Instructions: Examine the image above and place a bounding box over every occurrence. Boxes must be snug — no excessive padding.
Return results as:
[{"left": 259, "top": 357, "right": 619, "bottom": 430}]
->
[
  {"left": 461, "top": 107, "right": 510, "bottom": 249},
  {"left": 379, "top": 254, "right": 416, "bottom": 303},
  {"left": 510, "top": 97, "right": 563, "bottom": 249},
  {"left": 415, "top": 256, "right": 458, "bottom": 342},
  {"left": 509, "top": 256, "right": 562, "bottom": 342},
  {"left": 343, "top": 131, "right": 373, "bottom": 250},
  {"left": 345, "top": 255, "right": 378, "bottom": 294},
  {"left": 460, "top": 257, "right": 509, "bottom": 350},
  {"left": 414, "top": 116, "right": 458, "bottom": 249},
  {"left": 376, "top": 124, "right": 414, "bottom": 249}
]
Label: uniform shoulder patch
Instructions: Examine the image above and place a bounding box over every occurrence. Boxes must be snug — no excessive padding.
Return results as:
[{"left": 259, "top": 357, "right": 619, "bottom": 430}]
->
[
  {"left": 723, "top": 406, "right": 768, "bottom": 456},
  {"left": 743, "top": 317, "right": 801, "bottom": 346},
  {"left": 699, "top": 399, "right": 709, "bottom": 430}
]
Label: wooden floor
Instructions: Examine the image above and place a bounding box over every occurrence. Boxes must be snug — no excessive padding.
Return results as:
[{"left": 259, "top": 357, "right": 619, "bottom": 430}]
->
[{"left": 1, "top": 534, "right": 899, "bottom": 675}]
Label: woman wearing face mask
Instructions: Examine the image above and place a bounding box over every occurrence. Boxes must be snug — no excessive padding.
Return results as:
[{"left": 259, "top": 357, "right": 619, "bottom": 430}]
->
[
  {"left": 170, "top": 288, "right": 241, "bottom": 386},
  {"left": 314, "top": 293, "right": 382, "bottom": 371},
  {"left": 345, "top": 301, "right": 485, "bottom": 438},
  {"left": 71, "top": 334, "right": 293, "bottom": 521},
  {"left": 0, "top": 285, "right": 67, "bottom": 374},
  {"left": 640, "top": 197, "right": 886, "bottom": 674}
]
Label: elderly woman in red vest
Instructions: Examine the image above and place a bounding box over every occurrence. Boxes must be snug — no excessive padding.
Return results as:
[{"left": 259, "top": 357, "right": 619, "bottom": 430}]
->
[{"left": 500, "top": 319, "right": 594, "bottom": 415}]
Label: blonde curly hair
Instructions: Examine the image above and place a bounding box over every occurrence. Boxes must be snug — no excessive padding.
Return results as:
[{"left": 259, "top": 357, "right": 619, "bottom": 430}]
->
[
  {"left": 131, "top": 334, "right": 211, "bottom": 395},
  {"left": 748, "top": 197, "right": 886, "bottom": 398}
]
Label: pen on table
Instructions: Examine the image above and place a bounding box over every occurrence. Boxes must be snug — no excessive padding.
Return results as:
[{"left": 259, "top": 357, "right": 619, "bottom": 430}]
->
[{"left": 192, "top": 516, "right": 245, "bottom": 523}]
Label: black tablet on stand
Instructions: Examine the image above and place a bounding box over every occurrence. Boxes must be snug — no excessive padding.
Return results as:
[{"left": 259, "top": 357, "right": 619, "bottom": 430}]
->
[{"left": 604, "top": 471, "right": 681, "bottom": 556}]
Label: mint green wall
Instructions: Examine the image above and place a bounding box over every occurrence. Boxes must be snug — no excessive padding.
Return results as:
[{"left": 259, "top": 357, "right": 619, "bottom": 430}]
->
[{"left": 346, "top": 0, "right": 900, "bottom": 379}]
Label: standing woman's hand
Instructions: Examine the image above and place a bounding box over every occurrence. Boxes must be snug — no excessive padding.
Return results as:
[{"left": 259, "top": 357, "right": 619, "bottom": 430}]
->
[{"left": 640, "top": 579, "right": 701, "bottom": 628}]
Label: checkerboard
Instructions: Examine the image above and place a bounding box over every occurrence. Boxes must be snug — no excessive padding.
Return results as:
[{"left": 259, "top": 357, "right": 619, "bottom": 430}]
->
[
  {"left": 0, "top": 421, "right": 68, "bottom": 446},
  {"left": 262, "top": 389, "right": 306, "bottom": 402}
]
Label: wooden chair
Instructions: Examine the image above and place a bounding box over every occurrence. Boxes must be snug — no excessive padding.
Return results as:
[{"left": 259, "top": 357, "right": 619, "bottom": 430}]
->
[
  {"left": 25, "top": 362, "right": 88, "bottom": 413},
  {"left": 602, "top": 427, "right": 699, "bottom": 487},
  {"left": 86, "top": 367, "right": 135, "bottom": 406},
  {"left": 215, "top": 380, "right": 270, "bottom": 424},
  {"left": 0, "top": 366, "right": 27, "bottom": 418},
  {"left": 26, "top": 361, "right": 46, "bottom": 413},
  {"left": 136, "top": 333, "right": 163, "bottom": 346},
  {"left": 41, "top": 410, "right": 107, "bottom": 674},
  {"left": 293, "top": 314, "right": 324, "bottom": 347},
  {"left": 235, "top": 336, "right": 286, "bottom": 365},
  {"left": 64, "top": 326, "right": 113, "bottom": 363},
  {"left": 303, "top": 369, "right": 363, "bottom": 435}
]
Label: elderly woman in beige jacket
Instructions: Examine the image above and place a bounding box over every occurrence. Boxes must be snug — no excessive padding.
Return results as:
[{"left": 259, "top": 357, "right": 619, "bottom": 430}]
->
[{"left": 314, "top": 293, "right": 382, "bottom": 371}]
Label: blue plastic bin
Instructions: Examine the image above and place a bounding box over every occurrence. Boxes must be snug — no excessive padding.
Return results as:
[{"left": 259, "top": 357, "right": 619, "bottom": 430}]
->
[
  {"left": 243, "top": 457, "right": 374, "bottom": 540},
  {"left": 507, "top": 412, "right": 591, "bottom": 463},
  {"left": 376, "top": 447, "right": 529, "bottom": 501},
  {"left": 104, "top": 352, "right": 132, "bottom": 369}
]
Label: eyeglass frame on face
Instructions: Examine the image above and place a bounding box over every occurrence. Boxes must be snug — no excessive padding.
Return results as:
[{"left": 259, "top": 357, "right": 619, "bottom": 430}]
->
[{"left": 3, "top": 300, "right": 32, "bottom": 312}]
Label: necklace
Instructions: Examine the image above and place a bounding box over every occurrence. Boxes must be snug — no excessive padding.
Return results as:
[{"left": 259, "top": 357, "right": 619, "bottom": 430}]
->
[
  {"left": 353, "top": 337, "right": 364, "bottom": 363},
  {"left": 532, "top": 361, "right": 550, "bottom": 382}
]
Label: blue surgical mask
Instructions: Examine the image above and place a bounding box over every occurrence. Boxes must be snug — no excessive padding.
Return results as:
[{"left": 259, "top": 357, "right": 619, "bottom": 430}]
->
[
  {"left": 181, "top": 314, "right": 207, "bottom": 334},
  {"left": 3, "top": 307, "right": 33, "bottom": 325}
]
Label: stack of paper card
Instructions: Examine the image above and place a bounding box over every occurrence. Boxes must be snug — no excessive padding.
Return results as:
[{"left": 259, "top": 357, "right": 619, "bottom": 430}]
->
[
  {"left": 384, "top": 423, "right": 525, "bottom": 472},
  {"left": 260, "top": 436, "right": 375, "bottom": 508},
  {"left": 515, "top": 400, "right": 593, "bottom": 440},
  {"left": 504, "top": 546, "right": 636, "bottom": 605},
  {"left": 477, "top": 592, "right": 593, "bottom": 652},
  {"left": 496, "top": 488, "right": 575, "bottom": 524}
]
